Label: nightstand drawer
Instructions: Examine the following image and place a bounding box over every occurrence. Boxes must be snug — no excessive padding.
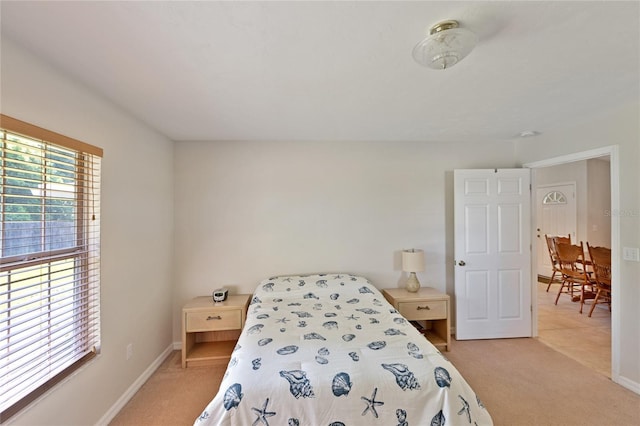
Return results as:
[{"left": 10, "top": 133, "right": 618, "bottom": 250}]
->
[
  {"left": 186, "top": 309, "right": 242, "bottom": 332},
  {"left": 398, "top": 300, "right": 447, "bottom": 321}
]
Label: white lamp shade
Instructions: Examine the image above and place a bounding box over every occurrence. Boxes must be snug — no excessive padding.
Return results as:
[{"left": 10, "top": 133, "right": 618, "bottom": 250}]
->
[{"left": 402, "top": 249, "right": 425, "bottom": 272}]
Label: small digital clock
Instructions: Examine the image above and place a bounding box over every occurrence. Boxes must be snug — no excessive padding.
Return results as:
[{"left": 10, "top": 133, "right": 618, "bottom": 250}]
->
[{"left": 212, "top": 288, "right": 228, "bottom": 303}]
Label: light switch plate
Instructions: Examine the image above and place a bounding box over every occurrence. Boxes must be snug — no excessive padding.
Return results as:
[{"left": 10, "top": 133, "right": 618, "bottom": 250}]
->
[{"left": 622, "top": 247, "right": 640, "bottom": 262}]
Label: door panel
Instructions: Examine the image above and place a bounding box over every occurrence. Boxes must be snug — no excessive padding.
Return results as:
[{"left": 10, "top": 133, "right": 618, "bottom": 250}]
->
[
  {"left": 466, "top": 271, "right": 489, "bottom": 320},
  {"left": 465, "top": 205, "right": 488, "bottom": 253},
  {"left": 455, "top": 169, "right": 532, "bottom": 340},
  {"left": 498, "top": 204, "right": 522, "bottom": 252},
  {"left": 498, "top": 270, "right": 522, "bottom": 319}
]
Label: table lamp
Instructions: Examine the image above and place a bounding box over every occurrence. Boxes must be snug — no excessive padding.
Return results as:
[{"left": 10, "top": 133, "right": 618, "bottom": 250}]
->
[{"left": 402, "top": 249, "right": 425, "bottom": 292}]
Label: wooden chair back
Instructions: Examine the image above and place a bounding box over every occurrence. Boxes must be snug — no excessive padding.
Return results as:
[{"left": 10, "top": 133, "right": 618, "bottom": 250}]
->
[
  {"left": 587, "top": 244, "right": 611, "bottom": 286},
  {"left": 544, "top": 234, "right": 572, "bottom": 291},
  {"left": 551, "top": 235, "right": 571, "bottom": 255},
  {"left": 586, "top": 243, "right": 612, "bottom": 317},
  {"left": 544, "top": 234, "right": 556, "bottom": 264},
  {"left": 555, "top": 241, "right": 585, "bottom": 273},
  {"left": 545, "top": 234, "right": 571, "bottom": 268}
]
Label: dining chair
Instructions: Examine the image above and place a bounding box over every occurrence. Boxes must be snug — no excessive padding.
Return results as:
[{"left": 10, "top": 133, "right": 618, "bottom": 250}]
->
[
  {"left": 554, "top": 241, "right": 594, "bottom": 312},
  {"left": 544, "top": 234, "right": 571, "bottom": 292},
  {"left": 586, "top": 243, "right": 612, "bottom": 317}
]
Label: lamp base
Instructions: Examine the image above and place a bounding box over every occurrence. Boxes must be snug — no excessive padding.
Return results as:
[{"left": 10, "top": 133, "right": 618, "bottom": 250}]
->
[{"left": 405, "top": 272, "right": 421, "bottom": 293}]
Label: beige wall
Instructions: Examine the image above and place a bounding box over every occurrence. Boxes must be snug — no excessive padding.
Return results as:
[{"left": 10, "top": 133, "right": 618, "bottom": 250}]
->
[
  {"left": 586, "top": 158, "right": 612, "bottom": 247},
  {"left": 516, "top": 102, "right": 640, "bottom": 391},
  {"left": 2, "top": 38, "right": 175, "bottom": 425},
  {"left": 173, "top": 139, "right": 518, "bottom": 339}
]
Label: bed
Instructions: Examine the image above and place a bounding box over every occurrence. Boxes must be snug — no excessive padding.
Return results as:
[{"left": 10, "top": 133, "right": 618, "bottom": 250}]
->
[{"left": 194, "top": 274, "right": 492, "bottom": 426}]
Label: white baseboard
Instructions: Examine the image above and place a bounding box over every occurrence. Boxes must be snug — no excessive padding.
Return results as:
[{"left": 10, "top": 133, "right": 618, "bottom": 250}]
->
[
  {"left": 615, "top": 374, "right": 640, "bottom": 395},
  {"left": 96, "top": 344, "right": 174, "bottom": 425},
  {"left": 173, "top": 340, "right": 182, "bottom": 350}
]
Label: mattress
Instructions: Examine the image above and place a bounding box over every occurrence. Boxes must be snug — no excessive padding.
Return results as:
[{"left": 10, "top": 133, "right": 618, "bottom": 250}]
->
[{"left": 194, "top": 274, "right": 492, "bottom": 425}]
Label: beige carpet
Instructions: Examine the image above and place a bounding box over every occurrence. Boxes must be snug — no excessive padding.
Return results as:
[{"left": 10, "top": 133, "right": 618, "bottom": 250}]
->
[
  {"left": 445, "top": 338, "right": 639, "bottom": 426},
  {"left": 111, "top": 340, "right": 639, "bottom": 426},
  {"left": 109, "top": 352, "right": 225, "bottom": 426}
]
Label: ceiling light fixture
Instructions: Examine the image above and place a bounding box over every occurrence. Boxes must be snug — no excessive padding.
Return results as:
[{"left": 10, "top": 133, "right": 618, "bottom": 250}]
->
[{"left": 412, "top": 20, "right": 477, "bottom": 70}]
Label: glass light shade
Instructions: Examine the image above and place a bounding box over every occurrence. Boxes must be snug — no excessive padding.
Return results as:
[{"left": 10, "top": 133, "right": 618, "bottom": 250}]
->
[{"left": 412, "top": 21, "right": 478, "bottom": 70}]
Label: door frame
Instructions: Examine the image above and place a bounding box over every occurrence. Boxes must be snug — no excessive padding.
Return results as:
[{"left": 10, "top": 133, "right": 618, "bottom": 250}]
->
[{"left": 524, "top": 145, "right": 619, "bottom": 383}]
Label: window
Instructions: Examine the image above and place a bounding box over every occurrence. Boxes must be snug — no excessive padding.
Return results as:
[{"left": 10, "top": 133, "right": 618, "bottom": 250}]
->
[
  {"left": 0, "top": 115, "right": 102, "bottom": 421},
  {"left": 542, "top": 190, "right": 567, "bottom": 205}
]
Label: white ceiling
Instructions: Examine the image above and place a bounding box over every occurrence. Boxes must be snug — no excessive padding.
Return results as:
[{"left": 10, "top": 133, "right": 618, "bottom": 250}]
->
[{"left": 1, "top": 1, "right": 638, "bottom": 143}]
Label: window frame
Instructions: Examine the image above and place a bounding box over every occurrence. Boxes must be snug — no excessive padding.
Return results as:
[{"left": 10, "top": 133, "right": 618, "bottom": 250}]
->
[{"left": 0, "top": 114, "right": 102, "bottom": 422}]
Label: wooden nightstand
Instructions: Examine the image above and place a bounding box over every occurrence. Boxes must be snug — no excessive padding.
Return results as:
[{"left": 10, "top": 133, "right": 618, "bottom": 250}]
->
[
  {"left": 181, "top": 294, "right": 250, "bottom": 368},
  {"left": 382, "top": 287, "right": 451, "bottom": 351}
]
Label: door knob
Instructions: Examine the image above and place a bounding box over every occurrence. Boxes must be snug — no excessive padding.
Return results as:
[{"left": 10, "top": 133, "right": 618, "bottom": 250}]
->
[{"left": 458, "top": 260, "right": 466, "bottom": 266}]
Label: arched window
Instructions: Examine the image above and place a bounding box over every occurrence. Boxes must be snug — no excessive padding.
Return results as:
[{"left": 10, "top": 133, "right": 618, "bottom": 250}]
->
[{"left": 542, "top": 190, "right": 567, "bottom": 205}]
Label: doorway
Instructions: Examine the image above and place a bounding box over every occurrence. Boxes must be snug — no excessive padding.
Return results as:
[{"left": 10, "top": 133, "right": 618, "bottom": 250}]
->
[
  {"left": 525, "top": 146, "right": 618, "bottom": 381},
  {"left": 536, "top": 182, "right": 577, "bottom": 278}
]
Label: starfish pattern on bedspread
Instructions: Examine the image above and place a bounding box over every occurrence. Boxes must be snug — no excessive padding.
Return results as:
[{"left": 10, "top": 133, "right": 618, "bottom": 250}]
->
[
  {"left": 361, "top": 387, "right": 384, "bottom": 418},
  {"left": 251, "top": 398, "right": 276, "bottom": 426}
]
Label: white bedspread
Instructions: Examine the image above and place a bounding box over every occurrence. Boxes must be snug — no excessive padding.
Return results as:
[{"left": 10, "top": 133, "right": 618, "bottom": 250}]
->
[{"left": 195, "top": 274, "right": 492, "bottom": 426}]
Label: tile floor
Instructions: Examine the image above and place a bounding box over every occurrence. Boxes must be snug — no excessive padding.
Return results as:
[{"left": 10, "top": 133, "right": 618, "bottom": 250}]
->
[{"left": 537, "top": 280, "right": 611, "bottom": 377}]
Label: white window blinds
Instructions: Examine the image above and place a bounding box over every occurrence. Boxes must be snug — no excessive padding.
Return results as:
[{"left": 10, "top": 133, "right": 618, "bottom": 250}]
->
[{"left": 0, "top": 115, "right": 102, "bottom": 421}]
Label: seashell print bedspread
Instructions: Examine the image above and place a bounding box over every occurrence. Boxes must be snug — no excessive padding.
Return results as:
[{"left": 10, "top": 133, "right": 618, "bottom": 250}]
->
[{"left": 194, "top": 274, "right": 493, "bottom": 426}]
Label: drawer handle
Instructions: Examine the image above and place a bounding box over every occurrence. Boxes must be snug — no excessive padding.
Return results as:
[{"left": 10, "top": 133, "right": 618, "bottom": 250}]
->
[
  {"left": 417, "top": 306, "right": 431, "bottom": 310},
  {"left": 206, "top": 315, "right": 222, "bottom": 320}
]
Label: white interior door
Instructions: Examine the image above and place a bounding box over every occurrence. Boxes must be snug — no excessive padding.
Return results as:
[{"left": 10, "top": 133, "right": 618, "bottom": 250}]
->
[
  {"left": 454, "top": 169, "right": 532, "bottom": 340},
  {"left": 535, "top": 183, "right": 577, "bottom": 277}
]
